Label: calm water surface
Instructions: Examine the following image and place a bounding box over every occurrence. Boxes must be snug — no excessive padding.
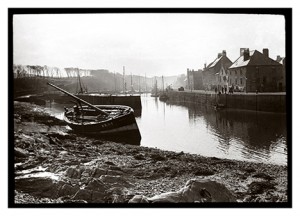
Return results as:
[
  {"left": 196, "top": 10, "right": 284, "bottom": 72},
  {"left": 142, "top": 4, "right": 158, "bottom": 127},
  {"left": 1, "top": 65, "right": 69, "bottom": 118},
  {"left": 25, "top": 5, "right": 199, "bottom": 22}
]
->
[
  {"left": 46, "top": 94, "right": 287, "bottom": 165},
  {"left": 136, "top": 95, "right": 287, "bottom": 166}
]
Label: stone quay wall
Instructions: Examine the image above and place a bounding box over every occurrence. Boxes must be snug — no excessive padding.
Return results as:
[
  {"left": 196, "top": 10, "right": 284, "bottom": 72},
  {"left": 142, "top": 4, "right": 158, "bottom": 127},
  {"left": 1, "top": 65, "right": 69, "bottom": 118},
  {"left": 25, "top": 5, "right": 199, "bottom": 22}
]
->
[{"left": 166, "top": 91, "right": 286, "bottom": 113}]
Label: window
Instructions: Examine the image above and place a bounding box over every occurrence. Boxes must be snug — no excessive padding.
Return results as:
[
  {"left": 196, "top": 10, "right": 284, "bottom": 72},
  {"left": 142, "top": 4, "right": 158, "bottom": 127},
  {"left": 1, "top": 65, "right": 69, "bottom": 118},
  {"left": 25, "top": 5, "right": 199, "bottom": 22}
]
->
[
  {"left": 235, "top": 78, "right": 238, "bottom": 85},
  {"left": 240, "top": 78, "right": 243, "bottom": 85},
  {"left": 235, "top": 70, "right": 237, "bottom": 75}
]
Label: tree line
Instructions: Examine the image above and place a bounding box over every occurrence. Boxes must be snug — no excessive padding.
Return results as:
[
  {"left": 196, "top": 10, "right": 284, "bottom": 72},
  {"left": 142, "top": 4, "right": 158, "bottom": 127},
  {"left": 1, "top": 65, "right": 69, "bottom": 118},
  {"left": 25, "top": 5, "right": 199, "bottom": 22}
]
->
[{"left": 13, "top": 64, "right": 91, "bottom": 78}]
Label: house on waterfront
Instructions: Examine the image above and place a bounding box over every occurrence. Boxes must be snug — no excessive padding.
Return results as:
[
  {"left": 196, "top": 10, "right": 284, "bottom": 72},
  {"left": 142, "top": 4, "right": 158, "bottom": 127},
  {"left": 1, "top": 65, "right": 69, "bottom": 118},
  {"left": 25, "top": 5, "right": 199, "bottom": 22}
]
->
[
  {"left": 202, "top": 50, "right": 233, "bottom": 91},
  {"left": 186, "top": 68, "right": 204, "bottom": 90},
  {"left": 228, "top": 48, "right": 284, "bottom": 92},
  {"left": 276, "top": 55, "right": 286, "bottom": 91}
]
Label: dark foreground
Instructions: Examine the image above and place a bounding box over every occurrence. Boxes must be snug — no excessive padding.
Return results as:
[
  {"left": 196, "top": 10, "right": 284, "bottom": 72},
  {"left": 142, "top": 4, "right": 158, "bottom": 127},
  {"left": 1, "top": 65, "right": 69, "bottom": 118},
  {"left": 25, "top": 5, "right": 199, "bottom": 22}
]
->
[{"left": 12, "top": 102, "right": 288, "bottom": 204}]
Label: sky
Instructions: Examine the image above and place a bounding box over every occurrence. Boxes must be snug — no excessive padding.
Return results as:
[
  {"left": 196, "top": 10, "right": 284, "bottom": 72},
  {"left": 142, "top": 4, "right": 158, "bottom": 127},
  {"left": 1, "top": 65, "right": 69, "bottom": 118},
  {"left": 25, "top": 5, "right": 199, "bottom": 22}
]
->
[{"left": 13, "top": 13, "right": 286, "bottom": 77}]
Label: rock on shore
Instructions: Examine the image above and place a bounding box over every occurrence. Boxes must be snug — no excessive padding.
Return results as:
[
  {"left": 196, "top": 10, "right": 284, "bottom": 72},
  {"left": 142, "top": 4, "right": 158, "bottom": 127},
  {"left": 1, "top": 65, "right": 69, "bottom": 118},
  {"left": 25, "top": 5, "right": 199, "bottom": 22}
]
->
[{"left": 13, "top": 102, "right": 288, "bottom": 204}]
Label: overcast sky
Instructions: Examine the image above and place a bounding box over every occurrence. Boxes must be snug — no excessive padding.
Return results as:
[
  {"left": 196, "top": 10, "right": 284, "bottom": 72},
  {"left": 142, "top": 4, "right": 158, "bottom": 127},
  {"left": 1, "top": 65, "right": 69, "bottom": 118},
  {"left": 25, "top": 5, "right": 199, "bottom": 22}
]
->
[{"left": 13, "top": 13, "right": 285, "bottom": 76}]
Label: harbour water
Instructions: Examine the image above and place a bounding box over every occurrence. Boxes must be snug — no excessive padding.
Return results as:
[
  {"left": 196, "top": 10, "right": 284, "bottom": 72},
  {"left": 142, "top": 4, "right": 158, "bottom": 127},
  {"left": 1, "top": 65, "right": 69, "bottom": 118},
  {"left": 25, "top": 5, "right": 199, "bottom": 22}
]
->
[
  {"left": 136, "top": 94, "right": 287, "bottom": 166},
  {"left": 46, "top": 94, "right": 287, "bottom": 166}
]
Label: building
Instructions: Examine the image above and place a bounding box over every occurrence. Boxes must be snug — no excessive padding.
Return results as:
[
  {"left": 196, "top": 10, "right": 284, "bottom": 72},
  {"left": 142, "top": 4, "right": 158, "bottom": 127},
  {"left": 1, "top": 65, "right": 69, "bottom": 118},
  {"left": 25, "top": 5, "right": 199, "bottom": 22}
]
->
[
  {"left": 276, "top": 55, "right": 286, "bottom": 91},
  {"left": 228, "top": 48, "right": 283, "bottom": 92},
  {"left": 202, "top": 50, "right": 233, "bottom": 91},
  {"left": 186, "top": 68, "right": 204, "bottom": 90}
]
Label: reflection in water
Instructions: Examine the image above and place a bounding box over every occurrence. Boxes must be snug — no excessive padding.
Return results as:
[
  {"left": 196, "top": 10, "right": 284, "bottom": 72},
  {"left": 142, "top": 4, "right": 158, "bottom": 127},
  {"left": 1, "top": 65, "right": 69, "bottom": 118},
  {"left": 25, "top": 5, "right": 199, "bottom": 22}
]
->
[
  {"left": 45, "top": 94, "right": 287, "bottom": 165},
  {"left": 186, "top": 102, "right": 287, "bottom": 164},
  {"left": 136, "top": 96, "right": 287, "bottom": 165}
]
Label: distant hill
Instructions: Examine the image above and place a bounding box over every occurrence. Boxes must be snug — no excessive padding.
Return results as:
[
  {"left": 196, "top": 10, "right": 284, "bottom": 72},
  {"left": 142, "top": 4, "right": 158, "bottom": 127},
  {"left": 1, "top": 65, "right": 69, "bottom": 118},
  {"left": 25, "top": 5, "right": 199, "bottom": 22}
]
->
[{"left": 13, "top": 64, "right": 186, "bottom": 96}]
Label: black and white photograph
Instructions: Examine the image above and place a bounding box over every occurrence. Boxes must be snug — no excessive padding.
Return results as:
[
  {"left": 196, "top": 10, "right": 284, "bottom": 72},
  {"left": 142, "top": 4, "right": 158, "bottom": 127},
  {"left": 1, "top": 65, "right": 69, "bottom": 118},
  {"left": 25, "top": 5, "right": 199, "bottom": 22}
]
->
[{"left": 8, "top": 8, "right": 292, "bottom": 209}]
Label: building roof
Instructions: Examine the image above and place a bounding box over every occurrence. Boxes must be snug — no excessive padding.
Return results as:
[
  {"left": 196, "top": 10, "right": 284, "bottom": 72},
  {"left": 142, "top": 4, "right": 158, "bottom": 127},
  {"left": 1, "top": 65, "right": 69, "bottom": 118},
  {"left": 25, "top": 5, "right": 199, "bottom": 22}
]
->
[
  {"left": 207, "top": 56, "right": 222, "bottom": 69},
  {"left": 229, "top": 50, "right": 281, "bottom": 69},
  {"left": 279, "top": 57, "right": 285, "bottom": 65},
  {"left": 229, "top": 50, "right": 255, "bottom": 69}
]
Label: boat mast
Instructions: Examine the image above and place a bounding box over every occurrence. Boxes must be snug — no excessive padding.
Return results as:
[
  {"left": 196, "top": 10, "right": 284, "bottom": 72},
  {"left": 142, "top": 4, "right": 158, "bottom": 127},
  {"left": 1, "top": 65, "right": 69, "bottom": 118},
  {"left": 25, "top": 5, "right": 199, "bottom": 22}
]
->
[
  {"left": 138, "top": 74, "right": 140, "bottom": 93},
  {"left": 114, "top": 71, "right": 116, "bottom": 94},
  {"left": 47, "top": 82, "right": 109, "bottom": 116},
  {"left": 77, "top": 68, "right": 84, "bottom": 94},
  {"left": 123, "top": 66, "right": 126, "bottom": 94},
  {"left": 162, "top": 75, "right": 164, "bottom": 93},
  {"left": 131, "top": 72, "right": 133, "bottom": 92},
  {"left": 145, "top": 73, "right": 147, "bottom": 93},
  {"left": 155, "top": 77, "right": 157, "bottom": 96}
]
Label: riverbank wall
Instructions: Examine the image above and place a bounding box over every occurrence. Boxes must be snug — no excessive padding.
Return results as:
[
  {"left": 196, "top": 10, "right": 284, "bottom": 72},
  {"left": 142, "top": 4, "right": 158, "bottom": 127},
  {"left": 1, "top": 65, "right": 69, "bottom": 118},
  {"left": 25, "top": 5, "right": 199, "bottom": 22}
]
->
[
  {"left": 166, "top": 91, "right": 286, "bottom": 113},
  {"left": 77, "top": 95, "right": 142, "bottom": 109}
]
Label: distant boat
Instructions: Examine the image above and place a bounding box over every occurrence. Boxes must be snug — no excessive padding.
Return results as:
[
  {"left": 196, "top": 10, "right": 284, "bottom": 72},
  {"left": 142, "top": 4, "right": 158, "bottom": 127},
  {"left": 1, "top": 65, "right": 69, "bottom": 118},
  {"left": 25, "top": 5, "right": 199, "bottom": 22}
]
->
[
  {"left": 159, "top": 93, "right": 168, "bottom": 101},
  {"left": 151, "top": 77, "right": 159, "bottom": 97},
  {"left": 159, "top": 75, "right": 169, "bottom": 101},
  {"left": 47, "top": 82, "right": 141, "bottom": 145},
  {"left": 70, "top": 68, "right": 142, "bottom": 110}
]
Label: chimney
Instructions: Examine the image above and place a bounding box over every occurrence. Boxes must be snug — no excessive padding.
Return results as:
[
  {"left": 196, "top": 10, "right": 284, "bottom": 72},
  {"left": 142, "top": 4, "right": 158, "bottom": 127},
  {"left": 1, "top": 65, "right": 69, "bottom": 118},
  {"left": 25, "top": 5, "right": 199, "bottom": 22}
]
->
[
  {"left": 187, "top": 68, "right": 189, "bottom": 72},
  {"left": 243, "top": 48, "right": 250, "bottom": 61},
  {"left": 204, "top": 63, "right": 206, "bottom": 69},
  {"left": 218, "top": 53, "right": 222, "bottom": 58},
  {"left": 276, "top": 55, "right": 281, "bottom": 62},
  {"left": 222, "top": 50, "right": 226, "bottom": 56},
  {"left": 240, "top": 48, "right": 247, "bottom": 56},
  {"left": 263, "top": 48, "right": 269, "bottom": 58}
]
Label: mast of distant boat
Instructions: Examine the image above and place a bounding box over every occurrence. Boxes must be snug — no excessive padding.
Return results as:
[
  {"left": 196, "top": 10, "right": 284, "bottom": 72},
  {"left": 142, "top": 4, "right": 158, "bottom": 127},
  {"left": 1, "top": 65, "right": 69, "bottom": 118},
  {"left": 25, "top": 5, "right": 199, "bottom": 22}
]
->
[
  {"left": 155, "top": 77, "right": 158, "bottom": 96},
  {"left": 114, "top": 71, "right": 116, "bottom": 94},
  {"left": 77, "top": 68, "right": 84, "bottom": 94},
  {"left": 131, "top": 72, "right": 133, "bottom": 93},
  {"left": 138, "top": 74, "right": 140, "bottom": 93},
  {"left": 162, "top": 75, "right": 164, "bottom": 93},
  {"left": 123, "top": 66, "right": 126, "bottom": 95}
]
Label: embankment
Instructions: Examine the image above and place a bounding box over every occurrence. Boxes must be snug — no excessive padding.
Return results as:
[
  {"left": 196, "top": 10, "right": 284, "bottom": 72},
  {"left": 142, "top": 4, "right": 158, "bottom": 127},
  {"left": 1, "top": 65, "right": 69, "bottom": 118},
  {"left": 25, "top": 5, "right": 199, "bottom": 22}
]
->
[{"left": 166, "top": 91, "right": 286, "bottom": 113}]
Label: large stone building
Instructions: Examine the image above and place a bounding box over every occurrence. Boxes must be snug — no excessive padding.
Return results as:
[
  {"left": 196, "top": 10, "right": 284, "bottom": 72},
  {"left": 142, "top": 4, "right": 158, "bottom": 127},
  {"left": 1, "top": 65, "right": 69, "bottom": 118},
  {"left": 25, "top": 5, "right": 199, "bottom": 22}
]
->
[
  {"left": 228, "top": 48, "right": 284, "bottom": 92},
  {"left": 186, "top": 69, "right": 204, "bottom": 90},
  {"left": 202, "top": 50, "right": 233, "bottom": 91}
]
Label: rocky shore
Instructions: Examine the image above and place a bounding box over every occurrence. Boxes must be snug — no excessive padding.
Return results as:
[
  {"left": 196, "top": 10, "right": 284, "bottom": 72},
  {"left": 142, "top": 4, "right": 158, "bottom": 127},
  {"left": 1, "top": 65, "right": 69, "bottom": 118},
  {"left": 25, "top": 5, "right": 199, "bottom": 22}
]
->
[{"left": 12, "top": 102, "right": 288, "bottom": 204}]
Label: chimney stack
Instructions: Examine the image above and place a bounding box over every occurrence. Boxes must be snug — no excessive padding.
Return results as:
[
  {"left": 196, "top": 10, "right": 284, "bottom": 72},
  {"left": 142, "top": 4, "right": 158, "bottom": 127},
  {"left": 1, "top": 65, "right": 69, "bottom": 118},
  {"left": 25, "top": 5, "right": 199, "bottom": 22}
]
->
[
  {"left": 276, "top": 55, "right": 281, "bottom": 62},
  {"left": 243, "top": 48, "right": 250, "bottom": 61},
  {"left": 222, "top": 50, "right": 226, "bottom": 56},
  {"left": 240, "top": 48, "right": 247, "bottom": 56},
  {"left": 263, "top": 48, "right": 269, "bottom": 58},
  {"left": 204, "top": 63, "right": 206, "bottom": 69}
]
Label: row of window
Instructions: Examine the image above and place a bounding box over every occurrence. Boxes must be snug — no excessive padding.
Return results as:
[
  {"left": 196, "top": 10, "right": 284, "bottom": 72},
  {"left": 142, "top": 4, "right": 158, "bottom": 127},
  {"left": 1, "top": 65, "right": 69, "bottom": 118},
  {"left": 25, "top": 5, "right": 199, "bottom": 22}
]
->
[
  {"left": 229, "top": 69, "right": 244, "bottom": 76},
  {"left": 228, "top": 77, "right": 243, "bottom": 85}
]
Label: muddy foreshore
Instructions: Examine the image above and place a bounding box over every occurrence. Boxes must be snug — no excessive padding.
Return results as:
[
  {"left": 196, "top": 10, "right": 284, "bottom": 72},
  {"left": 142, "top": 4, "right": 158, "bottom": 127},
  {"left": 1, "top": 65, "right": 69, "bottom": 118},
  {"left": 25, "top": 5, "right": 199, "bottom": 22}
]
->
[{"left": 12, "top": 101, "right": 288, "bottom": 204}]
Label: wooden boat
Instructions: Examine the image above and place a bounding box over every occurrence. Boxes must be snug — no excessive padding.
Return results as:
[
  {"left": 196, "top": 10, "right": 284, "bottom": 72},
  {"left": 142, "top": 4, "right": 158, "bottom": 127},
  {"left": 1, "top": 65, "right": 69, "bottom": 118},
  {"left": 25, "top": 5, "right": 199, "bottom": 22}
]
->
[
  {"left": 159, "top": 76, "right": 168, "bottom": 101},
  {"left": 159, "top": 93, "right": 169, "bottom": 101},
  {"left": 151, "top": 77, "right": 159, "bottom": 97},
  {"left": 47, "top": 82, "right": 141, "bottom": 145}
]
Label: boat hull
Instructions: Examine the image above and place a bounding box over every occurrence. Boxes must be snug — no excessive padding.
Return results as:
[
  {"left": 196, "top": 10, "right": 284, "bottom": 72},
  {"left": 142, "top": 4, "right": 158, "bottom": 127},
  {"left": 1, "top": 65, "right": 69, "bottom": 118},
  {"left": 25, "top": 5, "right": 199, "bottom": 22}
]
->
[{"left": 65, "top": 105, "right": 141, "bottom": 145}]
